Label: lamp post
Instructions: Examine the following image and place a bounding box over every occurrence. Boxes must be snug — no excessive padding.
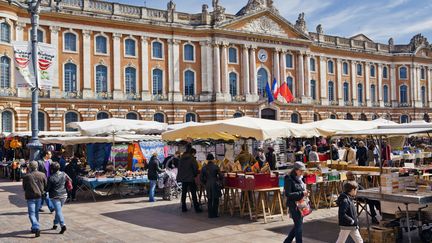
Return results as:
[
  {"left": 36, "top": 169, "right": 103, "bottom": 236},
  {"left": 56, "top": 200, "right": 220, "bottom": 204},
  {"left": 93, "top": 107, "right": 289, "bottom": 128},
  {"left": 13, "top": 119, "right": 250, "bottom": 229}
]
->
[{"left": 8, "top": 0, "right": 61, "bottom": 161}]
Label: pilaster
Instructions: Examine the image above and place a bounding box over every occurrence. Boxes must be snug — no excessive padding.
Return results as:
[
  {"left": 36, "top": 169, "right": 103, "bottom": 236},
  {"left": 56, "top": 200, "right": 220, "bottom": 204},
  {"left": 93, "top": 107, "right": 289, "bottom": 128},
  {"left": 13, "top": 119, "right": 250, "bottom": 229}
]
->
[
  {"left": 82, "top": 29, "right": 92, "bottom": 99},
  {"left": 141, "top": 36, "right": 151, "bottom": 101}
]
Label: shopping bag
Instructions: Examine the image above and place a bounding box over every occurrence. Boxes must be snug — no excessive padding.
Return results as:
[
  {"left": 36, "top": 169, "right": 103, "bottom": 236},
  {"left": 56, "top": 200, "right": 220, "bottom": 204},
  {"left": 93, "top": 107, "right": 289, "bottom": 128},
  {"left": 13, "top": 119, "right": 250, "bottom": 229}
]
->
[{"left": 296, "top": 196, "right": 312, "bottom": 217}]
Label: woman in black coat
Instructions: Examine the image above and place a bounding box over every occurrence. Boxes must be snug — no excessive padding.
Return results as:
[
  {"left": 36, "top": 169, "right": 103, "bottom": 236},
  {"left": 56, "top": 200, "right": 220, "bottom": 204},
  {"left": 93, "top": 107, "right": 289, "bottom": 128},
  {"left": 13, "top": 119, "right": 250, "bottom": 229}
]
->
[
  {"left": 147, "top": 153, "right": 164, "bottom": 202},
  {"left": 200, "top": 154, "right": 222, "bottom": 218},
  {"left": 284, "top": 162, "right": 308, "bottom": 243}
]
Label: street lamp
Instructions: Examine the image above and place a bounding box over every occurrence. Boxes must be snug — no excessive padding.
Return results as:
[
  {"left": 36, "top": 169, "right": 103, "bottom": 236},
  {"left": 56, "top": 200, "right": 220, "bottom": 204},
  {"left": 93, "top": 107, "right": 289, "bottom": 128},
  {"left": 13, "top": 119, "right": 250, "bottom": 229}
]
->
[{"left": 8, "top": 0, "right": 61, "bottom": 161}]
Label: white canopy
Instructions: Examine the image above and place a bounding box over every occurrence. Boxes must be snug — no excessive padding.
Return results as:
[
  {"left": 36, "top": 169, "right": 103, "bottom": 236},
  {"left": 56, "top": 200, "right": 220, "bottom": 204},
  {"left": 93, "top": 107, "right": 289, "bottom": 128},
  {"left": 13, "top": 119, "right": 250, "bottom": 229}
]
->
[
  {"left": 67, "top": 118, "right": 167, "bottom": 136},
  {"left": 167, "top": 121, "right": 201, "bottom": 131},
  {"left": 301, "top": 119, "right": 397, "bottom": 136},
  {"left": 6, "top": 131, "right": 80, "bottom": 138},
  {"left": 40, "top": 134, "right": 161, "bottom": 146},
  {"left": 335, "top": 127, "right": 432, "bottom": 137}
]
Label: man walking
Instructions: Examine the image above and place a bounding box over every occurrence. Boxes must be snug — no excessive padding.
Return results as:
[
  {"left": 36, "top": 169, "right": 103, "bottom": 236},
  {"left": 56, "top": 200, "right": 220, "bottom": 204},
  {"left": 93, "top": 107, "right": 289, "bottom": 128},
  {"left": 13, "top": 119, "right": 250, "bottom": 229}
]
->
[
  {"left": 38, "top": 150, "right": 54, "bottom": 212},
  {"left": 177, "top": 147, "right": 202, "bottom": 213},
  {"left": 22, "top": 161, "right": 47, "bottom": 237}
]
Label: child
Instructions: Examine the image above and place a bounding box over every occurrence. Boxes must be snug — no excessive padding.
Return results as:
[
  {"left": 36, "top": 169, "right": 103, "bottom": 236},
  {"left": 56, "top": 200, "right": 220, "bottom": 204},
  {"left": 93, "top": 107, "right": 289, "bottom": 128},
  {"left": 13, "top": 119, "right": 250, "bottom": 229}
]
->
[{"left": 335, "top": 180, "right": 363, "bottom": 243}]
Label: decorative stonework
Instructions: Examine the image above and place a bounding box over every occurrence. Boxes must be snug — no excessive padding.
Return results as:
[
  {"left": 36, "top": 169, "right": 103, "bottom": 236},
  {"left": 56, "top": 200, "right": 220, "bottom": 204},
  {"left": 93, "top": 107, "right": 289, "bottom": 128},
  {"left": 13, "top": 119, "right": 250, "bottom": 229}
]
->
[
  {"left": 240, "top": 16, "right": 285, "bottom": 37},
  {"left": 410, "top": 33, "right": 429, "bottom": 51}
]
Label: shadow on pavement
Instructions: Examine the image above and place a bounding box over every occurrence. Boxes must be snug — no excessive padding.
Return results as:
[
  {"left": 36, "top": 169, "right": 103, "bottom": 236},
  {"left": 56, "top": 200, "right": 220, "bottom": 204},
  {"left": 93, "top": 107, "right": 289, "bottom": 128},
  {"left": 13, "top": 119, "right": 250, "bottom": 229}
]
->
[
  {"left": 0, "top": 211, "right": 28, "bottom": 216},
  {"left": 0, "top": 230, "right": 36, "bottom": 239}
]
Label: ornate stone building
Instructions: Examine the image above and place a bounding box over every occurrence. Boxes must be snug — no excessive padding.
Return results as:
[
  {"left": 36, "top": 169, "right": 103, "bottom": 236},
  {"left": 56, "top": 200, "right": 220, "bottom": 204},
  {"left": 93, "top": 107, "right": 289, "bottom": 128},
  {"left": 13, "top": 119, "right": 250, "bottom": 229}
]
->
[{"left": 0, "top": 0, "right": 431, "bottom": 132}]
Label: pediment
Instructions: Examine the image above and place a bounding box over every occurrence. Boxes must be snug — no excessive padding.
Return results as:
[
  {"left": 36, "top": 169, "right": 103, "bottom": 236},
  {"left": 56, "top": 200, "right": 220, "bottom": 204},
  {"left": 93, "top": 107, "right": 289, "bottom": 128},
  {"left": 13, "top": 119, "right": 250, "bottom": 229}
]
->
[{"left": 350, "top": 34, "right": 374, "bottom": 42}]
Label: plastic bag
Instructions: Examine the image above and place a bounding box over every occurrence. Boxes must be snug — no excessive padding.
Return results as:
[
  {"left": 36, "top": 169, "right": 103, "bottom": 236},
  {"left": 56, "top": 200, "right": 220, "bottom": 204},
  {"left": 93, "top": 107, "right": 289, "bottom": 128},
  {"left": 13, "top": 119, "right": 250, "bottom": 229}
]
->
[{"left": 296, "top": 196, "right": 312, "bottom": 217}]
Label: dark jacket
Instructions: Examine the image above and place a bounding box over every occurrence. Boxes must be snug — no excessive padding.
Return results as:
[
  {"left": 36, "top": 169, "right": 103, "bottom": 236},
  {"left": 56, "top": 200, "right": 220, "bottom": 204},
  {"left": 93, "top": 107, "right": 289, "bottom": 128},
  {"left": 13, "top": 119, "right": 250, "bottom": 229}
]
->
[
  {"left": 65, "top": 162, "right": 83, "bottom": 183},
  {"left": 164, "top": 155, "right": 179, "bottom": 169},
  {"left": 356, "top": 147, "right": 368, "bottom": 166},
  {"left": 47, "top": 171, "right": 68, "bottom": 199},
  {"left": 200, "top": 161, "right": 223, "bottom": 199},
  {"left": 336, "top": 192, "right": 358, "bottom": 227},
  {"left": 177, "top": 153, "right": 198, "bottom": 182},
  {"left": 148, "top": 156, "right": 163, "bottom": 181},
  {"left": 37, "top": 160, "right": 47, "bottom": 176},
  {"left": 331, "top": 147, "right": 339, "bottom": 160},
  {"left": 265, "top": 152, "right": 277, "bottom": 170},
  {"left": 284, "top": 173, "right": 305, "bottom": 210},
  {"left": 235, "top": 150, "right": 256, "bottom": 168},
  {"left": 22, "top": 171, "right": 47, "bottom": 200}
]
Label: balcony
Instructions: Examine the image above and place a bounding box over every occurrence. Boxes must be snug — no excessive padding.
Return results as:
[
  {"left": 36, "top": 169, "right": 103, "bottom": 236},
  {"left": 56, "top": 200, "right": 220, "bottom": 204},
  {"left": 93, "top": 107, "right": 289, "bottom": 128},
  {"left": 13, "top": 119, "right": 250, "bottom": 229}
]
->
[
  {"left": 95, "top": 92, "right": 113, "bottom": 100},
  {"left": 38, "top": 90, "right": 50, "bottom": 98},
  {"left": 398, "top": 103, "right": 411, "bottom": 107},
  {"left": 344, "top": 101, "right": 353, "bottom": 106},
  {"left": 0, "top": 88, "right": 17, "bottom": 97},
  {"left": 62, "top": 91, "right": 82, "bottom": 99},
  {"left": 371, "top": 102, "right": 380, "bottom": 107},
  {"left": 329, "top": 100, "right": 339, "bottom": 106},
  {"left": 125, "top": 93, "right": 141, "bottom": 101},
  {"left": 152, "top": 94, "right": 168, "bottom": 101},
  {"left": 384, "top": 102, "right": 392, "bottom": 107},
  {"left": 183, "top": 95, "right": 200, "bottom": 102},
  {"left": 231, "top": 95, "right": 246, "bottom": 102},
  {"left": 357, "top": 102, "right": 367, "bottom": 107},
  {"left": 311, "top": 100, "right": 321, "bottom": 105}
]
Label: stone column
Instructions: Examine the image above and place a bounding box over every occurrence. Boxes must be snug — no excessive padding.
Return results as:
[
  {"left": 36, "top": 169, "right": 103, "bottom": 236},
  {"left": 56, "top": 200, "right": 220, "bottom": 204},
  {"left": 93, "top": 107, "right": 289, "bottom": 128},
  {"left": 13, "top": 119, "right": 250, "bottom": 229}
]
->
[
  {"left": 213, "top": 42, "right": 222, "bottom": 100},
  {"left": 428, "top": 66, "right": 432, "bottom": 107},
  {"left": 377, "top": 63, "right": 384, "bottom": 107},
  {"left": 415, "top": 65, "right": 422, "bottom": 107},
  {"left": 304, "top": 54, "right": 310, "bottom": 103},
  {"left": 15, "top": 22, "right": 25, "bottom": 42},
  {"left": 390, "top": 64, "right": 397, "bottom": 107},
  {"left": 169, "top": 39, "right": 182, "bottom": 101},
  {"left": 273, "top": 48, "right": 280, "bottom": 86},
  {"left": 351, "top": 61, "right": 357, "bottom": 106},
  {"left": 141, "top": 36, "right": 151, "bottom": 101},
  {"left": 298, "top": 52, "right": 305, "bottom": 99},
  {"left": 112, "top": 33, "right": 122, "bottom": 100},
  {"left": 221, "top": 42, "right": 230, "bottom": 101},
  {"left": 242, "top": 45, "right": 250, "bottom": 97},
  {"left": 82, "top": 30, "right": 92, "bottom": 99},
  {"left": 199, "top": 41, "right": 211, "bottom": 101},
  {"left": 249, "top": 46, "right": 259, "bottom": 102},
  {"left": 336, "top": 58, "right": 343, "bottom": 106},
  {"left": 365, "top": 62, "right": 371, "bottom": 106},
  {"left": 206, "top": 41, "right": 214, "bottom": 96},
  {"left": 319, "top": 55, "right": 327, "bottom": 105},
  {"left": 280, "top": 49, "right": 287, "bottom": 101},
  {"left": 48, "top": 26, "right": 61, "bottom": 98}
]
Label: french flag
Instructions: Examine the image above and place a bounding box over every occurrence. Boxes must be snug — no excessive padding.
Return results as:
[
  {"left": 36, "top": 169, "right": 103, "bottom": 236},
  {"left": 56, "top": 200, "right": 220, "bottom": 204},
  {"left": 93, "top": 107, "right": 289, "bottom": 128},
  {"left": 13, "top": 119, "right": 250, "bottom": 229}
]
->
[{"left": 272, "top": 78, "right": 279, "bottom": 99}]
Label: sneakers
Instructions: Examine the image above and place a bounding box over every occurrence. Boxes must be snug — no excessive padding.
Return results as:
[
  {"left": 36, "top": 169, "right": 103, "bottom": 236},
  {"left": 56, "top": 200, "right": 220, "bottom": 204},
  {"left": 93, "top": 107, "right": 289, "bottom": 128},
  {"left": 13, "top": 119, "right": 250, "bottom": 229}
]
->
[
  {"left": 59, "top": 226, "right": 67, "bottom": 234},
  {"left": 35, "top": 230, "right": 40, "bottom": 238},
  {"left": 52, "top": 225, "right": 58, "bottom": 230},
  {"left": 38, "top": 209, "right": 44, "bottom": 212}
]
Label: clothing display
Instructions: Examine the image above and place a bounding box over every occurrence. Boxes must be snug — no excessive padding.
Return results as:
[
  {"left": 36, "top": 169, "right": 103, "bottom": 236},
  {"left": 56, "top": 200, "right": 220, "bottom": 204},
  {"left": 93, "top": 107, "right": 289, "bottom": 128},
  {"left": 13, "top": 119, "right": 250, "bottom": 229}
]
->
[
  {"left": 86, "top": 143, "right": 111, "bottom": 170},
  {"left": 108, "top": 144, "right": 129, "bottom": 169}
]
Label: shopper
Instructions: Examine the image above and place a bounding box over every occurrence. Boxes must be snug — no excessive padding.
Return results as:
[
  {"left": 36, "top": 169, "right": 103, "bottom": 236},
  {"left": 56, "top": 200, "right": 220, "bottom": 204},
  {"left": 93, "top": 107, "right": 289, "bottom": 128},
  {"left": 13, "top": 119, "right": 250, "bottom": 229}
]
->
[
  {"left": 38, "top": 150, "right": 54, "bottom": 213},
  {"left": 47, "top": 162, "right": 69, "bottom": 234},
  {"left": 64, "top": 157, "right": 83, "bottom": 201},
  {"left": 335, "top": 180, "right": 363, "bottom": 243},
  {"left": 266, "top": 147, "right": 277, "bottom": 170},
  {"left": 148, "top": 153, "right": 164, "bottom": 202},
  {"left": 367, "top": 144, "right": 375, "bottom": 166},
  {"left": 200, "top": 153, "right": 223, "bottom": 218},
  {"left": 342, "top": 144, "right": 356, "bottom": 164},
  {"left": 284, "top": 162, "right": 308, "bottom": 243},
  {"left": 235, "top": 144, "right": 256, "bottom": 170},
  {"left": 177, "top": 147, "right": 202, "bottom": 213},
  {"left": 308, "top": 145, "right": 319, "bottom": 162},
  {"left": 164, "top": 151, "right": 181, "bottom": 169},
  {"left": 331, "top": 143, "right": 340, "bottom": 161},
  {"left": 255, "top": 148, "right": 266, "bottom": 168},
  {"left": 356, "top": 141, "right": 368, "bottom": 166},
  {"left": 22, "top": 161, "right": 47, "bottom": 238}
]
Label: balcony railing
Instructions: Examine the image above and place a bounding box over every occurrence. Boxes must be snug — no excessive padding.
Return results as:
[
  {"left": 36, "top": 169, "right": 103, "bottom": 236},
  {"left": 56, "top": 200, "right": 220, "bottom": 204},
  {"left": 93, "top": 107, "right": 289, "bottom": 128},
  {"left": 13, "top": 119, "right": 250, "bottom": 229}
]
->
[
  {"left": 357, "top": 102, "right": 367, "bottom": 107},
  {"left": 329, "top": 100, "right": 339, "bottom": 106},
  {"left": 384, "top": 102, "right": 392, "bottom": 107},
  {"left": 38, "top": 90, "right": 50, "bottom": 98},
  {"left": 0, "top": 88, "right": 17, "bottom": 97},
  {"left": 183, "top": 95, "right": 200, "bottom": 102},
  {"left": 311, "top": 100, "right": 321, "bottom": 105},
  {"left": 152, "top": 94, "right": 168, "bottom": 101},
  {"left": 398, "top": 103, "right": 411, "bottom": 107},
  {"left": 344, "top": 101, "right": 353, "bottom": 106},
  {"left": 125, "top": 92, "right": 141, "bottom": 100},
  {"left": 371, "top": 102, "right": 380, "bottom": 107},
  {"left": 62, "top": 91, "right": 82, "bottom": 99},
  {"left": 96, "top": 92, "right": 113, "bottom": 100},
  {"left": 232, "top": 95, "right": 246, "bottom": 102}
]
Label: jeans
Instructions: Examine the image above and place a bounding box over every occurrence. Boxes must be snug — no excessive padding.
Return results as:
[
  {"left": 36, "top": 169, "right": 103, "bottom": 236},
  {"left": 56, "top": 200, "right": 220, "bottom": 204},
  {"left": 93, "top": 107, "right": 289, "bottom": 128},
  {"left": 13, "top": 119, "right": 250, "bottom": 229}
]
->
[
  {"left": 181, "top": 181, "right": 200, "bottom": 210},
  {"left": 284, "top": 208, "right": 303, "bottom": 243},
  {"left": 336, "top": 228, "right": 363, "bottom": 243},
  {"left": 52, "top": 198, "right": 66, "bottom": 227},
  {"left": 149, "top": 180, "right": 157, "bottom": 202},
  {"left": 40, "top": 193, "right": 54, "bottom": 211},
  {"left": 27, "top": 199, "right": 42, "bottom": 231}
]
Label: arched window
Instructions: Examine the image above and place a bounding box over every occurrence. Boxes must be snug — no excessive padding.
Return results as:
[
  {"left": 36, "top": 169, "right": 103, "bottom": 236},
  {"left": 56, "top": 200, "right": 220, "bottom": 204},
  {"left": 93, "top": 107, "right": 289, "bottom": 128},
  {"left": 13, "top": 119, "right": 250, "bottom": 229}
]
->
[
  {"left": 97, "top": 112, "right": 109, "bottom": 120},
  {"left": 345, "top": 113, "right": 353, "bottom": 120},
  {"left": 400, "top": 85, "right": 408, "bottom": 104},
  {"left": 37, "top": 29, "right": 44, "bottom": 43},
  {"left": 291, "top": 113, "right": 300, "bottom": 124},
  {"left": 185, "top": 113, "right": 197, "bottom": 122},
  {"left": 357, "top": 63, "right": 363, "bottom": 76},
  {"left": 95, "top": 35, "right": 107, "bottom": 54},
  {"left": 400, "top": 114, "right": 409, "bottom": 124},
  {"left": 126, "top": 112, "right": 138, "bottom": 120},
  {"left": 65, "top": 112, "right": 78, "bottom": 131},
  {"left": 359, "top": 113, "right": 367, "bottom": 121},
  {"left": 153, "top": 113, "right": 165, "bottom": 123},
  {"left": 370, "top": 65, "right": 376, "bottom": 77},
  {"left": 257, "top": 68, "right": 268, "bottom": 96},
  {"left": 64, "top": 32, "right": 77, "bottom": 52},
  {"left": 64, "top": 63, "right": 77, "bottom": 92},
  {"left": 1, "top": 110, "right": 13, "bottom": 132},
  {"left": 357, "top": 83, "right": 363, "bottom": 104},
  {"left": 313, "top": 113, "right": 320, "bottom": 121},
  {"left": 184, "top": 70, "right": 195, "bottom": 96},
  {"left": 229, "top": 72, "right": 237, "bottom": 96},
  {"left": 287, "top": 77, "right": 294, "bottom": 94},
  {"left": 342, "top": 62, "right": 349, "bottom": 75},
  {"left": 184, "top": 44, "right": 194, "bottom": 61},
  {"left": 38, "top": 111, "right": 46, "bottom": 131},
  {"left": 0, "top": 56, "right": 10, "bottom": 88},
  {"left": 125, "top": 39, "right": 136, "bottom": 56},
  {"left": 310, "top": 80, "right": 316, "bottom": 100},
  {"left": 421, "top": 86, "right": 426, "bottom": 105},
  {"left": 95, "top": 65, "right": 108, "bottom": 93},
  {"left": 328, "top": 81, "right": 334, "bottom": 101},
  {"left": 383, "top": 66, "right": 388, "bottom": 79},
  {"left": 383, "top": 85, "right": 389, "bottom": 103},
  {"left": 399, "top": 66, "right": 408, "bottom": 79},
  {"left": 152, "top": 69, "right": 163, "bottom": 95},
  {"left": 233, "top": 112, "right": 243, "bottom": 118},
  {"left": 327, "top": 60, "right": 334, "bottom": 74},
  {"left": 125, "top": 67, "right": 136, "bottom": 94},
  {"left": 0, "top": 22, "right": 10, "bottom": 43},
  {"left": 330, "top": 114, "right": 337, "bottom": 119},
  {"left": 152, "top": 41, "right": 163, "bottom": 59},
  {"left": 424, "top": 113, "right": 430, "bottom": 123},
  {"left": 286, "top": 54, "right": 293, "bottom": 68},
  {"left": 309, "top": 58, "right": 316, "bottom": 72},
  {"left": 370, "top": 84, "right": 376, "bottom": 103},
  {"left": 343, "top": 82, "right": 349, "bottom": 102},
  {"left": 228, "top": 47, "right": 237, "bottom": 63}
]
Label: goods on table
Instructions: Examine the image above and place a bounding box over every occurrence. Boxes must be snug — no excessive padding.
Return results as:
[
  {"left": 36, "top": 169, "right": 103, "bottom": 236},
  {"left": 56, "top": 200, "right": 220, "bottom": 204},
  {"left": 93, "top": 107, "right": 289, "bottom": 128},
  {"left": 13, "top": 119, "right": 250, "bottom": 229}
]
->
[
  {"left": 380, "top": 172, "right": 399, "bottom": 193},
  {"left": 360, "top": 226, "right": 397, "bottom": 243}
]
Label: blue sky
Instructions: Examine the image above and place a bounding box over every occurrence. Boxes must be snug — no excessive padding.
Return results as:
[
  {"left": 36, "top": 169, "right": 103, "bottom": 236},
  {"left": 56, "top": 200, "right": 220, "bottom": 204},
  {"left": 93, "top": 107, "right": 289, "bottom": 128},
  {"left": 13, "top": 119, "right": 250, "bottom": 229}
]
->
[{"left": 110, "top": 0, "right": 432, "bottom": 44}]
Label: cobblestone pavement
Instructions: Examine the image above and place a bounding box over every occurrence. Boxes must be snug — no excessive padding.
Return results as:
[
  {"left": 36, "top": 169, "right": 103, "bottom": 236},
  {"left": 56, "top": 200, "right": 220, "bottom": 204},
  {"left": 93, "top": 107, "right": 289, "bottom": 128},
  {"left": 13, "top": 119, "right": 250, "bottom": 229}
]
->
[{"left": 0, "top": 179, "right": 418, "bottom": 242}]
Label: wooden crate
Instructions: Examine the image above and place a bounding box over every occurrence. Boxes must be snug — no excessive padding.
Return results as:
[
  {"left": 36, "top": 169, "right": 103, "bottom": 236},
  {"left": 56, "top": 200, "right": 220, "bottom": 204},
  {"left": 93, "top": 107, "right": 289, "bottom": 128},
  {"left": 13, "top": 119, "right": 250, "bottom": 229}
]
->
[{"left": 360, "top": 226, "right": 396, "bottom": 243}]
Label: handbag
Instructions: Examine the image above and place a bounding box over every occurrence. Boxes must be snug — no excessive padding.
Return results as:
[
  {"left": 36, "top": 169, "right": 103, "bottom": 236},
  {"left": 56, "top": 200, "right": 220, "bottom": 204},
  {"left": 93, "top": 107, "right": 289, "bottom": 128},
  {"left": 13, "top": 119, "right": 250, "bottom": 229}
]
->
[
  {"left": 64, "top": 173, "right": 73, "bottom": 191},
  {"left": 296, "top": 196, "right": 312, "bottom": 217}
]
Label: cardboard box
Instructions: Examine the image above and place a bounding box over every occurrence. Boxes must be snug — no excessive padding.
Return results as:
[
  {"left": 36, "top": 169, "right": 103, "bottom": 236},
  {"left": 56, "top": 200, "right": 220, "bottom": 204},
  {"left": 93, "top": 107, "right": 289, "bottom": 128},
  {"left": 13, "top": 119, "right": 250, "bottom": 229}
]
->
[{"left": 360, "top": 226, "right": 397, "bottom": 243}]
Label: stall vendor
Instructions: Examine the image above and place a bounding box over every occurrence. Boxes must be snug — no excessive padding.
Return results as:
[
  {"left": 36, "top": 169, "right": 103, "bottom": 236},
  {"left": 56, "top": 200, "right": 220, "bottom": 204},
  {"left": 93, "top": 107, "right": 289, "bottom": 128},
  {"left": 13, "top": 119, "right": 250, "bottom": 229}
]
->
[
  {"left": 342, "top": 144, "right": 356, "bottom": 164},
  {"left": 235, "top": 144, "right": 256, "bottom": 171},
  {"left": 255, "top": 148, "right": 266, "bottom": 168}
]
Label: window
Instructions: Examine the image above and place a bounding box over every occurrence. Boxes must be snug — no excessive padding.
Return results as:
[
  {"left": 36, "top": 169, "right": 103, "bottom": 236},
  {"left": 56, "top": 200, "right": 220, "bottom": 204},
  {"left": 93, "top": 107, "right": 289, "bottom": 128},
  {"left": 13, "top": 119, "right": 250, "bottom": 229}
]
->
[
  {"left": 95, "top": 35, "right": 107, "bottom": 54},
  {"left": 152, "top": 69, "right": 163, "bottom": 95},
  {"left": 257, "top": 68, "right": 268, "bottom": 96},
  {"left": 64, "top": 63, "right": 77, "bottom": 92},
  {"left": 343, "top": 82, "right": 349, "bottom": 102},
  {"left": 313, "top": 113, "right": 320, "bottom": 121},
  {"left": 184, "top": 70, "right": 195, "bottom": 96},
  {"left": 287, "top": 77, "right": 294, "bottom": 94},
  {"left": 0, "top": 22, "right": 10, "bottom": 43},
  {"left": 0, "top": 56, "right": 10, "bottom": 88},
  {"left": 185, "top": 113, "right": 197, "bottom": 122},
  {"left": 37, "top": 29, "right": 44, "bottom": 43},
  {"left": 38, "top": 112, "right": 46, "bottom": 131},
  {"left": 152, "top": 41, "right": 163, "bottom": 59},
  {"left": 328, "top": 81, "right": 334, "bottom": 101},
  {"left": 65, "top": 112, "right": 78, "bottom": 131},
  {"left": 184, "top": 44, "right": 194, "bottom": 61},
  {"left": 1, "top": 110, "right": 13, "bottom": 132},
  {"left": 421, "top": 67, "right": 426, "bottom": 80},
  {"left": 421, "top": 86, "right": 426, "bottom": 105},
  {"left": 400, "top": 114, "right": 409, "bottom": 124},
  {"left": 229, "top": 72, "right": 237, "bottom": 96},
  {"left": 233, "top": 112, "right": 243, "bottom": 118},
  {"left": 95, "top": 65, "right": 108, "bottom": 93},
  {"left": 383, "top": 66, "right": 388, "bottom": 79},
  {"left": 125, "top": 39, "right": 136, "bottom": 56},
  {"left": 286, "top": 54, "right": 293, "bottom": 68},
  {"left": 291, "top": 113, "right": 300, "bottom": 124},
  {"left": 97, "top": 112, "right": 109, "bottom": 120},
  {"left": 399, "top": 66, "right": 408, "bottom": 79},
  {"left": 383, "top": 85, "right": 389, "bottom": 103},
  {"left": 343, "top": 62, "right": 349, "bottom": 75},
  {"left": 310, "top": 80, "right": 316, "bottom": 100},
  {"left": 64, "top": 32, "right": 77, "bottom": 52},
  {"left": 126, "top": 112, "right": 138, "bottom": 120},
  {"left": 345, "top": 113, "right": 353, "bottom": 120},
  {"left": 370, "top": 65, "right": 376, "bottom": 77},
  {"left": 359, "top": 113, "right": 367, "bottom": 121},
  {"left": 125, "top": 67, "right": 136, "bottom": 94},
  {"left": 370, "top": 84, "right": 376, "bottom": 102},
  {"left": 357, "top": 63, "right": 362, "bottom": 76},
  {"left": 327, "top": 60, "right": 334, "bottom": 74},
  {"left": 330, "top": 114, "right": 337, "bottom": 119},
  {"left": 228, "top": 47, "right": 237, "bottom": 63},
  {"left": 357, "top": 83, "right": 363, "bottom": 104},
  {"left": 400, "top": 85, "right": 408, "bottom": 103},
  {"left": 309, "top": 58, "right": 316, "bottom": 72},
  {"left": 154, "top": 113, "right": 165, "bottom": 123}
]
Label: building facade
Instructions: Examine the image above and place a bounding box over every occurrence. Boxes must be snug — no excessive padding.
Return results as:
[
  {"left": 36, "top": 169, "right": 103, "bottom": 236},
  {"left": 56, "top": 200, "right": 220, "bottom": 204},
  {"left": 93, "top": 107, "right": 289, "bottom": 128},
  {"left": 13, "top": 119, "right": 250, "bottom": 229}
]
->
[{"left": 0, "top": 0, "right": 431, "bottom": 132}]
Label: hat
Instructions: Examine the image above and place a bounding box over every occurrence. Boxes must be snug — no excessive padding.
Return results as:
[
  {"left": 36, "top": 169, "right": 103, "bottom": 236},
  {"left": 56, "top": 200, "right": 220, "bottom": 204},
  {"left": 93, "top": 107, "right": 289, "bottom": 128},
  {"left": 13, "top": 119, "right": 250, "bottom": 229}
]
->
[
  {"left": 206, "top": 153, "right": 215, "bottom": 161},
  {"left": 293, "top": 162, "right": 306, "bottom": 171}
]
